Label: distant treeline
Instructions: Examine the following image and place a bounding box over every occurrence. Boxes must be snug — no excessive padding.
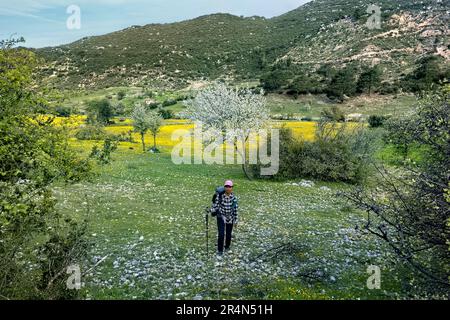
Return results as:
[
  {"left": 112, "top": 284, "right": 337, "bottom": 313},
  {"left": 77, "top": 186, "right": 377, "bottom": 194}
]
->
[{"left": 260, "top": 55, "right": 449, "bottom": 101}]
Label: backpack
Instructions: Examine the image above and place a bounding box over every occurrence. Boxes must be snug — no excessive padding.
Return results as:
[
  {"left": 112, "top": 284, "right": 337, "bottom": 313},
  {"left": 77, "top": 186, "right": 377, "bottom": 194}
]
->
[{"left": 211, "top": 186, "right": 225, "bottom": 217}]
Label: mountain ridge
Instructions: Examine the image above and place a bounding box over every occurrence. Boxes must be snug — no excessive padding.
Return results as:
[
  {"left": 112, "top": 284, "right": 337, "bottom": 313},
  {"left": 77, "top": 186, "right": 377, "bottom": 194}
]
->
[{"left": 35, "top": 0, "right": 449, "bottom": 90}]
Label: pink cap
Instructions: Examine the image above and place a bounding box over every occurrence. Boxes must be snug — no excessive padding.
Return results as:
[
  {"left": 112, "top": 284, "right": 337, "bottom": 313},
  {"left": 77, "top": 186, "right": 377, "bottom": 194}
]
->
[{"left": 224, "top": 180, "right": 233, "bottom": 187}]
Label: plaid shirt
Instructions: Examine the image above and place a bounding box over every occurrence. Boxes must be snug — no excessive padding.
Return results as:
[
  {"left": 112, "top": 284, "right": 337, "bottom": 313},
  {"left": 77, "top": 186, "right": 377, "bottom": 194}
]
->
[{"left": 211, "top": 192, "right": 238, "bottom": 224}]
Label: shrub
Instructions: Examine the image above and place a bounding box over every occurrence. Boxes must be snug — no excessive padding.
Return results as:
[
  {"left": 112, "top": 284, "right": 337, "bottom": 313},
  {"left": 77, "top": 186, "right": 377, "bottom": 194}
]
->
[
  {"left": 112, "top": 130, "right": 134, "bottom": 142},
  {"left": 90, "top": 138, "right": 118, "bottom": 165},
  {"left": 117, "top": 90, "right": 126, "bottom": 100},
  {"left": 368, "top": 115, "right": 389, "bottom": 128},
  {"left": 379, "top": 82, "right": 400, "bottom": 95},
  {"left": 148, "top": 102, "right": 160, "bottom": 110},
  {"left": 176, "top": 95, "right": 191, "bottom": 101},
  {"left": 158, "top": 108, "right": 174, "bottom": 119},
  {"left": 253, "top": 121, "right": 377, "bottom": 183},
  {"left": 0, "top": 39, "right": 92, "bottom": 299},
  {"left": 75, "top": 125, "right": 107, "bottom": 140},
  {"left": 289, "top": 73, "right": 321, "bottom": 95},
  {"left": 162, "top": 99, "right": 177, "bottom": 107},
  {"left": 114, "top": 102, "right": 125, "bottom": 115},
  {"left": 402, "top": 56, "right": 450, "bottom": 93},
  {"left": 321, "top": 106, "right": 345, "bottom": 122},
  {"left": 55, "top": 105, "right": 73, "bottom": 117}
]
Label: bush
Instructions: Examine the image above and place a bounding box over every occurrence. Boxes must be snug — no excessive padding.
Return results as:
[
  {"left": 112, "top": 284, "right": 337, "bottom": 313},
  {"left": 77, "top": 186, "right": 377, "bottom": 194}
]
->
[
  {"left": 55, "top": 105, "right": 73, "bottom": 117},
  {"left": 379, "top": 82, "right": 400, "bottom": 95},
  {"left": 253, "top": 121, "right": 377, "bottom": 183},
  {"left": 0, "top": 40, "right": 92, "bottom": 299},
  {"left": 321, "top": 106, "right": 345, "bottom": 122},
  {"left": 148, "top": 102, "right": 160, "bottom": 110},
  {"left": 114, "top": 102, "right": 126, "bottom": 115},
  {"left": 75, "top": 125, "right": 133, "bottom": 142},
  {"left": 368, "top": 115, "right": 389, "bottom": 128},
  {"left": 162, "top": 99, "right": 177, "bottom": 107},
  {"left": 289, "top": 73, "right": 321, "bottom": 95},
  {"left": 90, "top": 138, "right": 118, "bottom": 165},
  {"left": 158, "top": 108, "right": 174, "bottom": 119},
  {"left": 176, "top": 95, "right": 191, "bottom": 101},
  {"left": 113, "top": 130, "right": 134, "bottom": 142},
  {"left": 75, "top": 125, "right": 107, "bottom": 140},
  {"left": 402, "top": 56, "right": 449, "bottom": 93},
  {"left": 117, "top": 90, "right": 126, "bottom": 100}
]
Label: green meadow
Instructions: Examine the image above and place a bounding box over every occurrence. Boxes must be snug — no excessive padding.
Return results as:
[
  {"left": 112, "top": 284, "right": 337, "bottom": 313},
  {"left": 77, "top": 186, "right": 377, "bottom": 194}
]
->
[{"left": 53, "top": 146, "right": 405, "bottom": 300}]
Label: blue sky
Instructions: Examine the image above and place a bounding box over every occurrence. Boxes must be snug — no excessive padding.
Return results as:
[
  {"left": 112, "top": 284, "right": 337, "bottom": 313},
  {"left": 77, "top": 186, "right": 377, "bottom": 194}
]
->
[{"left": 0, "top": 0, "right": 310, "bottom": 48}]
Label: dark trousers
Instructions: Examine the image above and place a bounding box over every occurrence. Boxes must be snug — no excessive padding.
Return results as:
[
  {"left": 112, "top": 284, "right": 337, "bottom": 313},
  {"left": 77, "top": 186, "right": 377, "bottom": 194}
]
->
[{"left": 217, "top": 216, "right": 233, "bottom": 253}]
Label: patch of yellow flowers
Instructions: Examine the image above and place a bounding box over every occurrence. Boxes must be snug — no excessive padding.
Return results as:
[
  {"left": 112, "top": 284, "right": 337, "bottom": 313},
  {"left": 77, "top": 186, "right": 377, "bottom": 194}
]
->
[{"left": 53, "top": 116, "right": 318, "bottom": 151}]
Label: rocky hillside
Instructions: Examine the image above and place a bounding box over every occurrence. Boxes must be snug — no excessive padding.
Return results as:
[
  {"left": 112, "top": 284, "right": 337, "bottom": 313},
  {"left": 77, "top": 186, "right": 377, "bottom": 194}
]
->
[{"left": 35, "top": 0, "right": 449, "bottom": 90}]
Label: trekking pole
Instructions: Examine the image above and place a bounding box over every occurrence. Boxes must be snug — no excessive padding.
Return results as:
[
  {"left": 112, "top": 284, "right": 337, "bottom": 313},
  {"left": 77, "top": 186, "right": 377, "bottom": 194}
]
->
[{"left": 205, "top": 206, "right": 209, "bottom": 257}]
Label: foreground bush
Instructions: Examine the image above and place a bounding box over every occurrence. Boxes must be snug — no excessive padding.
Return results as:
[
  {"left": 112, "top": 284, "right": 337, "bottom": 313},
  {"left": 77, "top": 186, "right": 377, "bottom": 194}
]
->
[
  {"left": 343, "top": 87, "right": 450, "bottom": 295},
  {"left": 0, "top": 39, "right": 92, "bottom": 299}
]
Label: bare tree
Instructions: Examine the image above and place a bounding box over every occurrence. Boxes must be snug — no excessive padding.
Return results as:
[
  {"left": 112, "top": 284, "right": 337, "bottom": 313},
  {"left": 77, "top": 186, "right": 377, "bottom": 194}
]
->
[{"left": 342, "top": 89, "right": 450, "bottom": 292}]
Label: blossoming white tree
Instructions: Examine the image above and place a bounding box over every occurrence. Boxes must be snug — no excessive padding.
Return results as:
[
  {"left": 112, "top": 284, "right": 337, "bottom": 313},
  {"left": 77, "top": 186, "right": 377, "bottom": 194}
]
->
[{"left": 184, "top": 83, "right": 269, "bottom": 179}]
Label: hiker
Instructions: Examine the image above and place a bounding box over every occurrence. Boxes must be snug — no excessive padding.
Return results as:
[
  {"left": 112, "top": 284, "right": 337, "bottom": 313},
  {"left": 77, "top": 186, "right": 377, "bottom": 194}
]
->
[{"left": 211, "top": 180, "right": 238, "bottom": 256}]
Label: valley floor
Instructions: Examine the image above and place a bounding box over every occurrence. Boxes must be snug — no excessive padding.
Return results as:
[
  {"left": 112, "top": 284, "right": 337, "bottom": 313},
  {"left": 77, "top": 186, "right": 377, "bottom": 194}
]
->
[{"left": 54, "top": 147, "right": 410, "bottom": 300}]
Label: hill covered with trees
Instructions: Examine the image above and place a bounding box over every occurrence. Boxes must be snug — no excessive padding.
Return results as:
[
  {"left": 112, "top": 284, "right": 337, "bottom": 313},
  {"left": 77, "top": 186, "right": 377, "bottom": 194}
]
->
[{"left": 35, "top": 0, "right": 448, "bottom": 92}]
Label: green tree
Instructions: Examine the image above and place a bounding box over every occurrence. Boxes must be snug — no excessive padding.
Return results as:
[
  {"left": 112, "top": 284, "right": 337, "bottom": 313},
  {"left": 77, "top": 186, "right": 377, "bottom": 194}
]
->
[
  {"left": 261, "top": 69, "right": 290, "bottom": 91},
  {"left": 86, "top": 99, "right": 113, "bottom": 125},
  {"left": 131, "top": 104, "right": 162, "bottom": 152},
  {"left": 317, "top": 64, "right": 336, "bottom": 80},
  {"left": 404, "top": 56, "right": 449, "bottom": 92},
  {"left": 148, "top": 111, "right": 163, "bottom": 151},
  {"left": 357, "top": 65, "right": 382, "bottom": 95},
  {"left": 289, "top": 72, "right": 320, "bottom": 95},
  {"left": 327, "top": 66, "right": 358, "bottom": 101}
]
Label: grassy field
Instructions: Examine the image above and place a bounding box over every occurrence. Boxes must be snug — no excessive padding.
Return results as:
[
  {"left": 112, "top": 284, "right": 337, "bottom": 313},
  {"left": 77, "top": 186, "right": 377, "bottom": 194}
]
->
[
  {"left": 47, "top": 89, "right": 420, "bottom": 300},
  {"left": 266, "top": 93, "right": 417, "bottom": 119},
  {"left": 52, "top": 141, "right": 408, "bottom": 300}
]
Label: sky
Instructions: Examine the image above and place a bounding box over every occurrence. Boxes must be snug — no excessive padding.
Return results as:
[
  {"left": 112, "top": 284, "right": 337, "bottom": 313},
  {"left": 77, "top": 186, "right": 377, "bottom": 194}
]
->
[{"left": 0, "top": 0, "right": 310, "bottom": 48}]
